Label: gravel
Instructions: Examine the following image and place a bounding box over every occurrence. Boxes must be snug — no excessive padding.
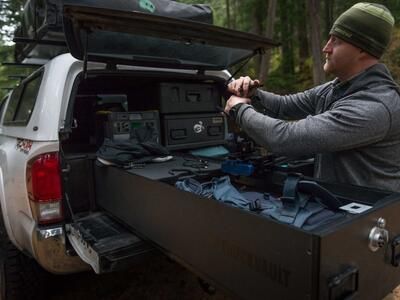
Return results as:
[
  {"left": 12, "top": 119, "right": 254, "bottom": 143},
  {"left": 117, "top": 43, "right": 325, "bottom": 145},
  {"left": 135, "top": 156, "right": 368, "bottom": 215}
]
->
[{"left": 46, "top": 255, "right": 231, "bottom": 300}]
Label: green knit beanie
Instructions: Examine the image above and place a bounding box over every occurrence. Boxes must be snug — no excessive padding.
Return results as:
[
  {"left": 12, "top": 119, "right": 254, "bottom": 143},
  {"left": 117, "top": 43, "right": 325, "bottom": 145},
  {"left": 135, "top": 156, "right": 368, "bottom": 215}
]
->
[{"left": 330, "top": 2, "right": 394, "bottom": 58}]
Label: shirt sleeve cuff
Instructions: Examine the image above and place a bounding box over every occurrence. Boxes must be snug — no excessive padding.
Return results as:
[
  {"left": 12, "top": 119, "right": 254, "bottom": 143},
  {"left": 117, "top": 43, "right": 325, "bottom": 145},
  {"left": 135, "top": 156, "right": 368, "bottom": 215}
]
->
[
  {"left": 236, "top": 103, "right": 255, "bottom": 126},
  {"left": 250, "top": 89, "right": 262, "bottom": 103}
]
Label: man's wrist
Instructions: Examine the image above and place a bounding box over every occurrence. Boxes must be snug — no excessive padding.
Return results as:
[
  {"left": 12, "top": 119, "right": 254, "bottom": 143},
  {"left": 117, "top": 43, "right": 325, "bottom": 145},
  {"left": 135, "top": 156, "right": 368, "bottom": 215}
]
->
[
  {"left": 236, "top": 104, "right": 254, "bottom": 125},
  {"left": 250, "top": 89, "right": 260, "bottom": 102},
  {"left": 229, "top": 103, "right": 254, "bottom": 125},
  {"left": 229, "top": 103, "right": 244, "bottom": 120}
]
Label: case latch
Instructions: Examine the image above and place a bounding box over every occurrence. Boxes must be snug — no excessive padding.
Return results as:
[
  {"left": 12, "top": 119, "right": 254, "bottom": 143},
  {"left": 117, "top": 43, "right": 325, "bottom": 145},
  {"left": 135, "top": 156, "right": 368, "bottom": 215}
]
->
[
  {"left": 328, "top": 266, "right": 359, "bottom": 300},
  {"left": 368, "top": 217, "right": 389, "bottom": 252},
  {"left": 391, "top": 235, "right": 400, "bottom": 267}
]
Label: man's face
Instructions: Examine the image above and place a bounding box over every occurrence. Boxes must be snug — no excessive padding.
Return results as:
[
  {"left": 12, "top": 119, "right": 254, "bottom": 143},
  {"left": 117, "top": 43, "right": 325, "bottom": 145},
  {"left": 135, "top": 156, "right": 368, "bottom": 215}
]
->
[{"left": 322, "top": 35, "right": 363, "bottom": 81}]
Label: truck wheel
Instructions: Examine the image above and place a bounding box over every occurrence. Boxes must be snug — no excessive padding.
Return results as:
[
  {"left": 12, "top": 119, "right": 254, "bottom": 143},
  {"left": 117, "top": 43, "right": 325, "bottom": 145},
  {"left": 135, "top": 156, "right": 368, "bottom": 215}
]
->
[
  {"left": 0, "top": 240, "right": 48, "bottom": 300},
  {"left": 0, "top": 209, "right": 48, "bottom": 300}
]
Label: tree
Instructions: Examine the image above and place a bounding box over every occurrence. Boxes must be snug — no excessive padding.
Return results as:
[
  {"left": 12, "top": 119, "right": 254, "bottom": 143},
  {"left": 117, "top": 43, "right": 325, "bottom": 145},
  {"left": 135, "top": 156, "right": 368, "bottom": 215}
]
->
[
  {"left": 306, "top": 0, "right": 325, "bottom": 85},
  {"left": 0, "top": 0, "right": 24, "bottom": 43},
  {"left": 296, "top": 1, "right": 310, "bottom": 75},
  {"left": 278, "top": 0, "right": 295, "bottom": 77},
  {"left": 225, "top": 0, "right": 231, "bottom": 28},
  {"left": 323, "top": 0, "right": 335, "bottom": 39},
  {"left": 258, "top": 0, "right": 277, "bottom": 83}
]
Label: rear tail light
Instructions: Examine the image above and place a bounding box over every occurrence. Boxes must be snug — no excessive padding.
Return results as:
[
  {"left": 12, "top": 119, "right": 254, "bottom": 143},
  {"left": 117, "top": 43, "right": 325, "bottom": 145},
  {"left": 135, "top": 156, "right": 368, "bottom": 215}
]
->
[{"left": 27, "top": 152, "right": 63, "bottom": 224}]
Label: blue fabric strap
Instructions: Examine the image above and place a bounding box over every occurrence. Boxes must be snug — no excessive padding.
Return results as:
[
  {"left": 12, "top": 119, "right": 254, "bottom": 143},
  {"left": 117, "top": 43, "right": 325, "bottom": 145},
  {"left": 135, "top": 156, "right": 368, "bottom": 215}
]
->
[
  {"left": 280, "top": 174, "right": 303, "bottom": 222},
  {"left": 211, "top": 176, "right": 249, "bottom": 208}
]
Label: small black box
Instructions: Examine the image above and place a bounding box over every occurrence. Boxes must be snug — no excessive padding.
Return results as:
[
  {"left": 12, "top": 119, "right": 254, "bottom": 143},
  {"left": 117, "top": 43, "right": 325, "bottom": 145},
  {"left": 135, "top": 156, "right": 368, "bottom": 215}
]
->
[
  {"left": 159, "top": 82, "right": 221, "bottom": 114},
  {"left": 162, "top": 113, "right": 226, "bottom": 150}
]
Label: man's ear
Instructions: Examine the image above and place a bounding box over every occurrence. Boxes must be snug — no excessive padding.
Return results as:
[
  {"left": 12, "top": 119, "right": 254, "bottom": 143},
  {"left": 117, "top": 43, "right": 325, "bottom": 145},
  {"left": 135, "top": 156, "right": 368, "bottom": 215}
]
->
[{"left": 359, "top": 49, "right": 374, "bottom": 60}]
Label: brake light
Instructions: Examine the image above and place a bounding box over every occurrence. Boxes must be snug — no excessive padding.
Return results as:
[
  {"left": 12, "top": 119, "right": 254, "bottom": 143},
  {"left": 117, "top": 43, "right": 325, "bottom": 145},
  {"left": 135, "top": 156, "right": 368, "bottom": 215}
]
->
[{"left": 27, "top": 152, "right": 63, "bottom": 224}]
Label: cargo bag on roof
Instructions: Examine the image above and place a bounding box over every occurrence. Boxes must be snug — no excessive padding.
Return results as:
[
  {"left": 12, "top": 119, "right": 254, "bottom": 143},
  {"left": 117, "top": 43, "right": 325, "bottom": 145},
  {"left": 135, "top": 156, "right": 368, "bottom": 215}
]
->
[
  {"left": 72, "top": 0, "right": 214, "bottom": 23},
  {"left": 15, "top": 0, "right": 213, "bottom": 62}
]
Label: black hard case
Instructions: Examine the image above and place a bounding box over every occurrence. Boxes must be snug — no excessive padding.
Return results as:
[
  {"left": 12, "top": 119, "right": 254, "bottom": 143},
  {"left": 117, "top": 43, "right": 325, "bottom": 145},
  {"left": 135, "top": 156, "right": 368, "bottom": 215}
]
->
[
  {"left": 95, "top": 165, "right": 400, "bottom": 300},
  {"left": 162, "top": 113, "right": 226, "bottom": 150},
  {"left": 159, "top": 82, "right": 221, "bottom": 114}
]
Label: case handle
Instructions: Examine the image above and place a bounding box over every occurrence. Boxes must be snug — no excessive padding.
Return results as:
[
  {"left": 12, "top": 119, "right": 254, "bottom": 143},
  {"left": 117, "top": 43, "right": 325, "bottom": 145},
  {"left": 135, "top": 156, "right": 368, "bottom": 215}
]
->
[
  {"left": 328, "top": 266, "right": 358, "bottom": 300},
  {"left": 391, "top": 235, "right": 400, "bottom": 267}
]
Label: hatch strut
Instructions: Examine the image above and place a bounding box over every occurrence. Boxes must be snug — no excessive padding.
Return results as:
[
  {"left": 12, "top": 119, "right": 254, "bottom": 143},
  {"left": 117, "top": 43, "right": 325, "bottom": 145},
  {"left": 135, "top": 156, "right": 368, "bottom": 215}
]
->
[
  {"left": 225, "top": 48, "right": 264, "bottom": 85},
  {"left": 83, "top": 29, "right": 89, "bottom": 79},
  {"left": 13, "top": 37, "right": 67, "bottom": 46}
]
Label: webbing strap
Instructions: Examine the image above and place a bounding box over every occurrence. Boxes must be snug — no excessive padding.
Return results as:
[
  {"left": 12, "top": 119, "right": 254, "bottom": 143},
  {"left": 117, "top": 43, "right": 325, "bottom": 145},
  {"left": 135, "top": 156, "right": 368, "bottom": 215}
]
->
[
  {"left": 280, "top": 174, "right": 303, "bottom": 221},
  {"left": 293, "top": 201, "right": 325, "bottom": 228}
]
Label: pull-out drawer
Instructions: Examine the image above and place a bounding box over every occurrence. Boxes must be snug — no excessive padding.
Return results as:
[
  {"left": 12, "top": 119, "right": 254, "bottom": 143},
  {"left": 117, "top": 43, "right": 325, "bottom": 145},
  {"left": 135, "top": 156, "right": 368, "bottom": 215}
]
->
[{"left": 94, "top": 163, "right": 400, "bottom": 300}]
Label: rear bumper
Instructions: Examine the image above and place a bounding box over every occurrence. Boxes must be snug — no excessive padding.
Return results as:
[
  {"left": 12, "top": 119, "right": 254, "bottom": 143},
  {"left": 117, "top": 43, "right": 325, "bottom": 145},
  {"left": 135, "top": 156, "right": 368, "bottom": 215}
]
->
[{"left": 32, "top": 225, "right": 90, "bottom": 274}]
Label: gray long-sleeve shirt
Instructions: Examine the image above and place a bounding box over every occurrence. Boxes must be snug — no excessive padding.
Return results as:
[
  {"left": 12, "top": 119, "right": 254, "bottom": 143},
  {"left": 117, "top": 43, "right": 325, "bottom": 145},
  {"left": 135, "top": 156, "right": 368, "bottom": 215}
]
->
[{"left": 235, "top": 63, "right": 400, "bottom": 192}]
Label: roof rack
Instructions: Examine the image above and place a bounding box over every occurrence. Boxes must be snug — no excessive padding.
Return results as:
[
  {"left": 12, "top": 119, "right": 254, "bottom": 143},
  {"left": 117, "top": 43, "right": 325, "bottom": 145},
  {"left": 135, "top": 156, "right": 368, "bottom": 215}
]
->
[
  {"left": 13, "top": 37, "right": 67, "bottom": 47},
  {"left": 2, "top": 62, "right": 43, "bottom": 67},
  {"left": 13, "top": 0, "right": 67, "bottom": 63}
]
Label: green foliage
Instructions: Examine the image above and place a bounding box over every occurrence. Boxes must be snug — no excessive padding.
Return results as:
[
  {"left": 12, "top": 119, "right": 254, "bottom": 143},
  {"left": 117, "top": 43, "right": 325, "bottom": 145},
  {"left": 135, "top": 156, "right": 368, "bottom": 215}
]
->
[
  {"left": 0, "top": 43, "right": 35, "bottom": 100},
  {"left": 0, "top": 44, "right": 16, "bottom": 100},
  {"left": 178, "top": 0, "right": 400, "bottom": 92},
  {"left": 0, "top": 0, "right": 24, "bottom": 43},
  {"left": 1, "top": 0, "right": 400, "bottom": 98},
  {"left": 382, "top": 26, "right": 400, "bottom": 83}
]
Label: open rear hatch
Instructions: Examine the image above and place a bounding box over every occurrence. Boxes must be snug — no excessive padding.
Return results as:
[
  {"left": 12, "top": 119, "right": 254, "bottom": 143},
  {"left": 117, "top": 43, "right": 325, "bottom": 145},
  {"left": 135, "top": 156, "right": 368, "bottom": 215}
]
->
[
  {"left": 14, "top": 0, "right": 215, "bottom": 63},
  {"left": 61, "top": 0, "right": 278, "bottom": 71}
]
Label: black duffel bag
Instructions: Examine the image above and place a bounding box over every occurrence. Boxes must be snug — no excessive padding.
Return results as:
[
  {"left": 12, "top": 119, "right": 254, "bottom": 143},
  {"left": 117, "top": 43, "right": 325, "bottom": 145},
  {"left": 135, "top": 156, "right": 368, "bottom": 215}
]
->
[{"left": 64, "top": 0, "right": 213, "bottom": 24}]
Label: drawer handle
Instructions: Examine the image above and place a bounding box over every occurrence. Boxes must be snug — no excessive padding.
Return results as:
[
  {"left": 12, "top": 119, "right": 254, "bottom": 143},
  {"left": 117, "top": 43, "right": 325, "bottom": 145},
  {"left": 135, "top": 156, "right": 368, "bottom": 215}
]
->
[
  {"left": 328, "top": 266, "right": 359, "bottom": 300},
  {"left": 391, "top": 235, "right": 400, "bottom": 267}
]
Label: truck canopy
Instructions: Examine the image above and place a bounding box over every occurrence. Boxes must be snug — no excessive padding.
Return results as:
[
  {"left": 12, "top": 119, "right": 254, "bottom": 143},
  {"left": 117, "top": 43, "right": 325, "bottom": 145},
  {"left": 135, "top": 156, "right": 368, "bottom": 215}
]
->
[{"left": 15, "top": 0, "right": 278, "bottom": 70}]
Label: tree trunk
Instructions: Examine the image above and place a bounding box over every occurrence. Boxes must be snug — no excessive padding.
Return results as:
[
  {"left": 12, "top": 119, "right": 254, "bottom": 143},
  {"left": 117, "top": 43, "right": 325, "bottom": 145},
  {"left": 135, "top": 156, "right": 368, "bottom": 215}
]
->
[
  {"left": 251, "top": 0, "right": 264, "bottom": 76},
  {"left": 307, "top": 0, "right": 325, "bottom": 85},
  {"left": 279, "top": 0, "right": 295, "bottom": 76},
  {"left": 324, "top": 0, "right": 335, "bottom": 39},
  {"left": 225, "top": 0, "right": 231, "bottom": 28},
  {"left": 295, "top": 1, "right": 309, "bottom": 75},
  {"left": 232, "top": 0, "right": 237, "bottom": 29},
  {"left": 259, "top": 0, "right": 277, "bottom": 83}
]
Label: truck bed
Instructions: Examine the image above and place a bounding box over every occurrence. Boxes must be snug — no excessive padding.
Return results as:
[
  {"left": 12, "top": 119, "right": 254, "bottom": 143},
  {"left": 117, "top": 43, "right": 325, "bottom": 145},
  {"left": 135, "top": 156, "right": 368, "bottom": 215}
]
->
[{"left": 92, "top": 159, "right": 400, "bottom": 300}]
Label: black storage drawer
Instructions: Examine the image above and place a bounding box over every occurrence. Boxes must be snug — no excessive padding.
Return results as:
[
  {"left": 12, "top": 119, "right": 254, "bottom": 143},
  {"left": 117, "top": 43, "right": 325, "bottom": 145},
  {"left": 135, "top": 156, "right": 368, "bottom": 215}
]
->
[
  {"left": 94, "top": 165, "right": 400, "bottom": 300},
  {"left": 159, "top": 82, "right": 221, "bottom": 114},
  {"left": 162, "top": 113, "right": 227, "bottom": 150}
]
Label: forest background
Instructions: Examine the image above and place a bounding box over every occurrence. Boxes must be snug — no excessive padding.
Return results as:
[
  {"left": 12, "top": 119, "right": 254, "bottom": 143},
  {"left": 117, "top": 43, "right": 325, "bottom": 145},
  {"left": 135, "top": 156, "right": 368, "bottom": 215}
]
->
[{"left": 0, "top": 0, "right": 400, "bottom": 100}]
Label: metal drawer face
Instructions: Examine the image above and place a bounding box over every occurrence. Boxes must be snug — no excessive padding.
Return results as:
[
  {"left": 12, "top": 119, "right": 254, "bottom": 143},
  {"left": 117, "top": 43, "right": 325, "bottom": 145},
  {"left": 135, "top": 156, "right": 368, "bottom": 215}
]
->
[{"left": 162, "top": 113, "right": 226, "bottom": 150}]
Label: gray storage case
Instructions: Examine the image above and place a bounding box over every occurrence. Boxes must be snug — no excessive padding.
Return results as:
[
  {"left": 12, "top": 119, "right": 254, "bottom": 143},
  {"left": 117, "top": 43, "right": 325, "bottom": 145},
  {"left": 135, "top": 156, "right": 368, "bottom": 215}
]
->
[
  {"left": 162, "top": 113, "right": 227, "bottom": 150},
  {"left": 159, "top": 82, "right": 221, "bottom": 114}
]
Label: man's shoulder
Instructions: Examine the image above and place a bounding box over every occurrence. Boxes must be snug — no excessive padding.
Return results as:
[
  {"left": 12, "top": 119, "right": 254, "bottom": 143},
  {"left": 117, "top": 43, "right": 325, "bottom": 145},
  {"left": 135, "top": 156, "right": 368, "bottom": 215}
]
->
[{"left": 308, "top": 81, "right": 335, "bottom": 97}]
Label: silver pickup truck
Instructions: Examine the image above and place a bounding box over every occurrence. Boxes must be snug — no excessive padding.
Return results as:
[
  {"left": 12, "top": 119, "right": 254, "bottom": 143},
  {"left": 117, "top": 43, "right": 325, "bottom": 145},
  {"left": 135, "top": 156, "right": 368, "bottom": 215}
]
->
[{"left": 1, "top": 1, "right": 400, "bottom": 300}]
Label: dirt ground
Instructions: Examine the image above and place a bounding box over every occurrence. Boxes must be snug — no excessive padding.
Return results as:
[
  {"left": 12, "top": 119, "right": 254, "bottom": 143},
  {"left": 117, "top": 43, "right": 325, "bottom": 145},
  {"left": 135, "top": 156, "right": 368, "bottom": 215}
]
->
[
  {"left": 384, "top": 287, "right": 400, "bottom": 300},
  {"left": 44, "top": 254, "right": 400, "bottom": 300},
  {"left": 47, "top": 255, "right": 231, "bottom": 300}
]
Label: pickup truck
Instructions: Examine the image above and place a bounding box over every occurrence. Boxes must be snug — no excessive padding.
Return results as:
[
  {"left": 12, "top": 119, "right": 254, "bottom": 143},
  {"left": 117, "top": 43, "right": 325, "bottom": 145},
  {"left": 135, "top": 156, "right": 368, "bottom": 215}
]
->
[{"left": 1, "top": 1, "right": 400, "bottom": 300}]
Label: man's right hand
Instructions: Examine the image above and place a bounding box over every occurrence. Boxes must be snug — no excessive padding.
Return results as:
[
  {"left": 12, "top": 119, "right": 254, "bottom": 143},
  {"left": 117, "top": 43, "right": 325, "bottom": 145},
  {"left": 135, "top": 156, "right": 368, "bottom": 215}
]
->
[{"left": 227, "top": 76, "right": 261, "bottom": 98}]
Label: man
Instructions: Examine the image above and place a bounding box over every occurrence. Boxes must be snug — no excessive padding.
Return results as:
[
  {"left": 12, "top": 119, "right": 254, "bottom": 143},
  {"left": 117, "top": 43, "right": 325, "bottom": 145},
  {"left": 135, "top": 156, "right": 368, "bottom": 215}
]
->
[{"left": 224, "top": 3, "right": 400, "bottom": 192}]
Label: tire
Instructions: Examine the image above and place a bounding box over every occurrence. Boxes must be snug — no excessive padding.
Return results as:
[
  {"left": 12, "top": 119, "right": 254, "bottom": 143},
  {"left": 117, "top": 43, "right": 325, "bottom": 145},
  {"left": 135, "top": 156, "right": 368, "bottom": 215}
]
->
[{"left": 0, "top": 212, "right": 49, "bottom": 300}]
